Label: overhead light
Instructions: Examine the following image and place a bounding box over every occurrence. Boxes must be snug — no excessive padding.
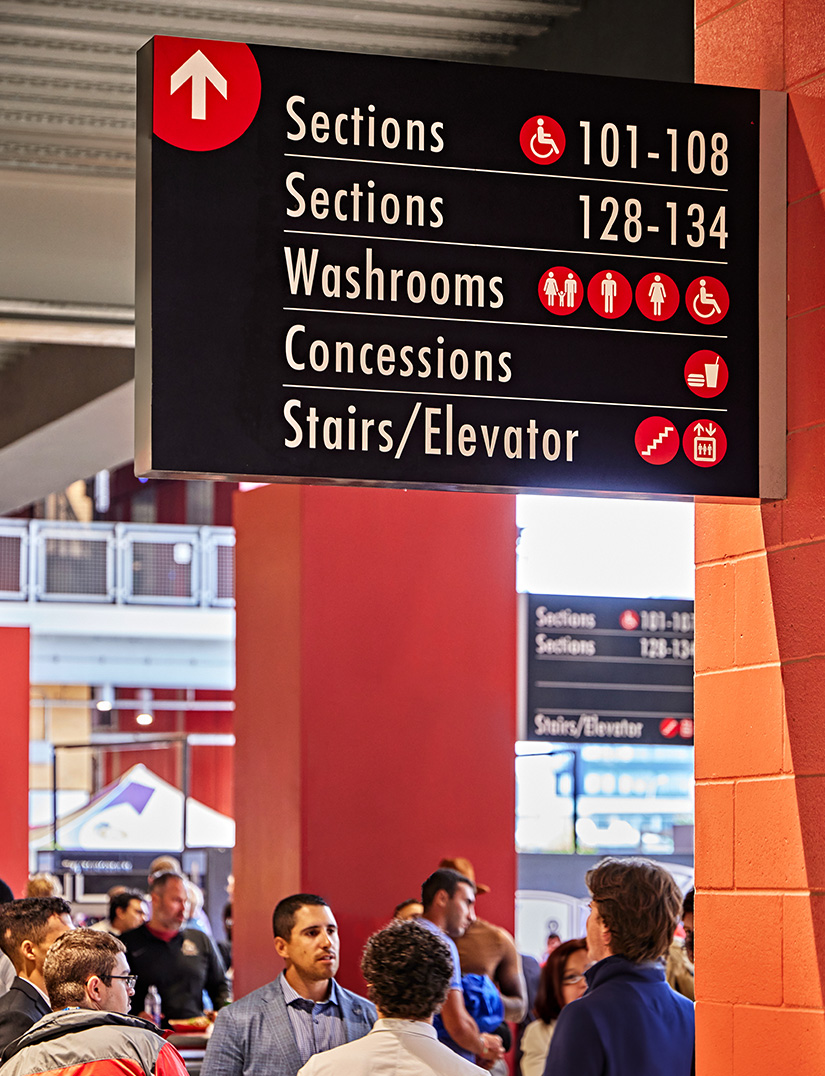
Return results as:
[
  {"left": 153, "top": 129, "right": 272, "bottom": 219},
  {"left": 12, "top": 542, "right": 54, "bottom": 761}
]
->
[
  {"left": 136, "top": 713, "right": 154, "bottom": 726},
  {"left": 96, "top": 700, "right": 112, "bottom": 712}
]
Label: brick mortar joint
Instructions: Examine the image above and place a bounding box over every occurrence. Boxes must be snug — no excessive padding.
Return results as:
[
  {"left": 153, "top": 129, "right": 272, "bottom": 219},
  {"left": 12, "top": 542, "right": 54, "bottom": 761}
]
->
[
  {"left": 695, "top": 549, "right": 770, "bottom": 567},
  {"left": 694, "top": 661, "right": 782, "bottom": 675},
  {"left": 694, "top": 1, "right": 755, "bottom": 31}
]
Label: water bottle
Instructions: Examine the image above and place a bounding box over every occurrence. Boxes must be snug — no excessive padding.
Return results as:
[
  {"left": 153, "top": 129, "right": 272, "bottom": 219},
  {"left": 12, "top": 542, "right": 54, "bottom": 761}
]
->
[{"left": 145, "top": 985, "right": 162, "bottom": 1026}]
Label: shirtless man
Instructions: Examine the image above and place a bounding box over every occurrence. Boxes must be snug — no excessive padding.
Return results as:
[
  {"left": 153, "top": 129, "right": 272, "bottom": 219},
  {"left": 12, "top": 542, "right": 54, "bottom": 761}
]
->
[{"left": 440, "top": 859, "right": 526, "bottom": 1024}]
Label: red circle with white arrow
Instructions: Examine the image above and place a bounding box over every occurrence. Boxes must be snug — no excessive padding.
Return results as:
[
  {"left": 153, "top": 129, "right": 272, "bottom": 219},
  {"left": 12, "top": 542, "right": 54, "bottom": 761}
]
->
[
  {"left": 660, "top": 718, "right": 680, "bottom": 739},
  {"left": 683, "top": 419, "right": 727, "bottom": 467},
  {"left": 153, "top": 36, "right": 261, "bottom": 151}
]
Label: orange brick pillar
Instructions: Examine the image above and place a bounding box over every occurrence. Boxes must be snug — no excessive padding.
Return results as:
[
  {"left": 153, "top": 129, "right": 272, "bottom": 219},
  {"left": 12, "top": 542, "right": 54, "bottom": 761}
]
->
[
  {"left": 0, "top": 627, "right": 30, "bottom": 896},
  {"left": 232, "top": 484, "right": 517, "bottom": 998},
  {"left": 694, "top": 2, "right": 825, "bottom": 1071}
]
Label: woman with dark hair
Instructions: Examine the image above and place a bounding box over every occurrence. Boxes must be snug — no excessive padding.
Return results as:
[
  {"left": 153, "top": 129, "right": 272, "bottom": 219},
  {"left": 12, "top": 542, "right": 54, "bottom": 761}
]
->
[{"left": 519, "top": 938, "right": 589, "bottom": 1076}]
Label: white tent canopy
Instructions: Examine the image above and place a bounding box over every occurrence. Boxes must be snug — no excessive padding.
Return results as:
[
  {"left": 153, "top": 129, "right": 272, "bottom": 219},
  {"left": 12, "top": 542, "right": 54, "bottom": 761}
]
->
[{"left": 30, "top": 763, "right": 234, "bottom": 851}]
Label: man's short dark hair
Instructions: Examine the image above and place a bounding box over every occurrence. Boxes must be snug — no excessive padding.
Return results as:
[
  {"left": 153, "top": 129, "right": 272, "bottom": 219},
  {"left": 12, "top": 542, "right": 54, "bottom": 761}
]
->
[
  {"left": 586, "top": 857, "right": 682, "bottom": 964},
  {"left": 421, "top": 868, "right": 474, "bottom": 910},
  {"left": 0, "top": 898, "right": 72, "bottom": 970},
  {"left": 148, "top": 871, "right": 185, "bottom": 895},
  {"left": 272, "top": 894, "right": 329, "bottom": 941},
  {"left": 393, "top": 899, "right": 422, "bottom": 918},
  {"left": 361, "top": 920, "right": 453, "bottom": 1020},
  {"left": 44, "top": 928, "right": 124, "bottom": 1009},
  {"left": 109, "top": 889, "right": 144, "bottom": 924},
  {"left": 683, "top": 888, "right": 694, "bottom": 917}
]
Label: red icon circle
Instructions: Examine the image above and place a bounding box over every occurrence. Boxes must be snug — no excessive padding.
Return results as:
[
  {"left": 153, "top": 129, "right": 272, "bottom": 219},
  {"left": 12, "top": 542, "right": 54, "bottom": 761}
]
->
[
  {"left": 634, "top": 416, "right": 680, "bottom": 465},
  {"left": 684, "top": 350, "right": 729, "bottom": 398},
  {"left": 679, "top": 719, "right": 694, "bottom": 739},
  {"left": 660, "top": 718, "right": 680, "bottom": 739},
  {"left": 538, "top": 267, "right": 583, "bottom": 315},
  {"left": 619, "top": 609, "right": 640, "bottom": 630},
  {"left": 587, "top": 270, "right": 633, "bottom": 319},
  {"left": 519, "top": 116, "right": 566, "bottom": 165},
  {"left": 153, "top": 36, "right": 262, "bottom": 151},
  {"left": 683, "top": 419, "right": 727, "bottom": 467},
  {"left": 635, "top": 272, "right": 679, "bottom": 321},
  {"left": 686, "top": 276, "right": 729, "bottom": 324}
]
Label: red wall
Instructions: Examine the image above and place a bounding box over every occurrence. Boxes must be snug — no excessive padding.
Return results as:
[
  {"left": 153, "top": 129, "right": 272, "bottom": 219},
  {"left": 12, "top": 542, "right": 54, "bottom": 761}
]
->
[
  {"left": 232, "top": 484, "right": 517, "bottom": 997},
  {"left": 0, "top": 627, "right": 30, "bottom": 896},
  {"left": 694, "top": 2, "right": 825, "bottom": 1072}
]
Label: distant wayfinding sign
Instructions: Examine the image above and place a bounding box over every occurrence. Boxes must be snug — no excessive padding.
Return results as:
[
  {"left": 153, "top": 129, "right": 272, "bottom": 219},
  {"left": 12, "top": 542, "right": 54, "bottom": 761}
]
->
[
  {"left": 522, "top": 595, "right": 694, "bottom": 745},
  {"left": 136, "top": 37, "right": 785, "bottom": 498}
]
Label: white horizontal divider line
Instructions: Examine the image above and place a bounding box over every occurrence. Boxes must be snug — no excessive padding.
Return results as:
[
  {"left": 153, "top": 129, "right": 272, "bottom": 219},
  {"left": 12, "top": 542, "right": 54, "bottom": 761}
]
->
[
  {"left": 283, "top": 305, "right": 728, "bottom": 339},
  {"left": 281, "top": 382, "right": 728, "bottom": 414},
  {"left": 283, "top": 153, "right": 729, "bottom": 193},
  {"left": 283, "top": 229, "right": 728, "bottom": 267}
]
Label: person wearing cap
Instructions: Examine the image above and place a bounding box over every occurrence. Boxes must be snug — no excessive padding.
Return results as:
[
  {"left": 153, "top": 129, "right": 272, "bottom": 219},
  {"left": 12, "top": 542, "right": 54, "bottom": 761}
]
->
[
  {"left": 441, "top": 857, "right": 527, "bottom": 1026},
  {"left": 418, "top": 868, "right": 505, "bottom": 1071}
]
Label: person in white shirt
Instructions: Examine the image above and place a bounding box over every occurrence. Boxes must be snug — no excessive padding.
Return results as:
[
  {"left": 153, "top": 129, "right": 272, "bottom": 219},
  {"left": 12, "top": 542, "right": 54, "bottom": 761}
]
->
[{"left": 298, "top": 919, "right": 484, "bottom": 1076}]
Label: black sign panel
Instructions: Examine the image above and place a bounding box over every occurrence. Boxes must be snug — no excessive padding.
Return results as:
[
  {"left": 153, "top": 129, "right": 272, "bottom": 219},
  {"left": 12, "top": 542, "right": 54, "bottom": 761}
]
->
[
  {"left": 523, "top": 594, "right": 694, "bottom": 745},
  {"left": 136, "top": 38, "right": 785, "bottom": 497}
]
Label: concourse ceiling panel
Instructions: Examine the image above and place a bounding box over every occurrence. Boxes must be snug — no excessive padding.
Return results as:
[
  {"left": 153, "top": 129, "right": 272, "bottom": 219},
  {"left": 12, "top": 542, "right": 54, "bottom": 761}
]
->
[
  {"left": 0, "top": 0, "right": 581, "bottom": 178},
  {"left": 0, "top": 1, "right": 581, "bottom": 510}
]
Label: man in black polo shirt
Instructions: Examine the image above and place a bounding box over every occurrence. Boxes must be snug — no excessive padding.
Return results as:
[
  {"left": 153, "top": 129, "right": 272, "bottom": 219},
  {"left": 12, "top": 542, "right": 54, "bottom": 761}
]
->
[{"left": 122, "top": 872, "right": 229, "bottom": 1026}]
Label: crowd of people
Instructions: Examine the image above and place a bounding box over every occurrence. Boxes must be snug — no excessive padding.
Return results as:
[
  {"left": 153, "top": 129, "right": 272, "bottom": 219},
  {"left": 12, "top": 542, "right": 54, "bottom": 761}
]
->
[{"left": 0, "top": 855, "right": 695, "bottom": 1076}]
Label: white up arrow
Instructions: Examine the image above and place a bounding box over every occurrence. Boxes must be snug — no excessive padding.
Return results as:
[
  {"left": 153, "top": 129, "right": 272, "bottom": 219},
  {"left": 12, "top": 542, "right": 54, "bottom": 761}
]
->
[{"left": 170, "top": 50, "right": 227, "bottom": 121}]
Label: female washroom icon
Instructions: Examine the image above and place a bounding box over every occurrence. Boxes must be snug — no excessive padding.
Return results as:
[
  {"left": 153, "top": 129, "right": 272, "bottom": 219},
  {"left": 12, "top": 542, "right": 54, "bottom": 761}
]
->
[
  {"left": 531, "top": 118, "right": 560, "bottom": 159},
  {"left": 693, "top": 279, "right": 721, "bottom": 318}
]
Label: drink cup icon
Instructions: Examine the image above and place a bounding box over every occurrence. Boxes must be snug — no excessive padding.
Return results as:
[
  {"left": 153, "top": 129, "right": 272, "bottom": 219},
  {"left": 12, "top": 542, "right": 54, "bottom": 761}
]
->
[{"left": 704, "top": 360, "right": 720, "bottom": 389}]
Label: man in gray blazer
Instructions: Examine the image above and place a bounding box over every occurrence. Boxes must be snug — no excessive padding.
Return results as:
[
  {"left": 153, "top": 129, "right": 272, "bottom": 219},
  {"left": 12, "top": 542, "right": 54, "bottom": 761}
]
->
[{"left": 202, "top": 893, "right": 375, "bottom": 1076}]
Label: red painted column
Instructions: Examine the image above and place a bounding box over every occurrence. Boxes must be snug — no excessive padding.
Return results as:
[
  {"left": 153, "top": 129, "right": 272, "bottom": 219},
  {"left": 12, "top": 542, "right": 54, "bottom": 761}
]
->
[
  {"left": 0, "top": 627, "right": 30, "bottom": 896},
  {"left": 232, "top": 484, "right": 517, "bottom": 998},
  {"left": 694, "top": 2, "right": 825, "bottom": 1072}
]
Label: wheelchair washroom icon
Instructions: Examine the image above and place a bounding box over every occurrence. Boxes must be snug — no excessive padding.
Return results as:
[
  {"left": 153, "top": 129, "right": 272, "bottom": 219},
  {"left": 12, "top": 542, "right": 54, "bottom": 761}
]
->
[{"left": 520, "top": 115, "right": 566, "bottom": 164}]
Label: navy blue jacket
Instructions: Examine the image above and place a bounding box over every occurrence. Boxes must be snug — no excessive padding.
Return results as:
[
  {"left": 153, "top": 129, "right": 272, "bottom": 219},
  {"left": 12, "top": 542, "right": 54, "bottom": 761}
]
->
[{"left": 542, "top": 955, "right": 694, "bottom": 1076}]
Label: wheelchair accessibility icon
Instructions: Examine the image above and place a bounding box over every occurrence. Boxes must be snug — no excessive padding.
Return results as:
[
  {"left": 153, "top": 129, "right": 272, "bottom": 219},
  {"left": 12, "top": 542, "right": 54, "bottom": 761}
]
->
[
  {"left": 686, "top": 276, "right": 729, "bottom": 325},
  {"left": 520, "top": 115, "right": 566, "bottom": 165}
]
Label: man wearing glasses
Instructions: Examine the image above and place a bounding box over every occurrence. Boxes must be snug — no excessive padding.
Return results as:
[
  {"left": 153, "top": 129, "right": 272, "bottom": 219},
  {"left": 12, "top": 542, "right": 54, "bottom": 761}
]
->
[{"left": 0, "top": 929, "right": 187, "bottom": 1076}]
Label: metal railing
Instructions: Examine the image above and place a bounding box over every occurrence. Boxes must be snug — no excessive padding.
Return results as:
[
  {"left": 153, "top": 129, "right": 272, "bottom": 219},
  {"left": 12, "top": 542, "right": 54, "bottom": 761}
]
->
[{"left": 0, "top": 520, "right": 234, "bottom": 607}]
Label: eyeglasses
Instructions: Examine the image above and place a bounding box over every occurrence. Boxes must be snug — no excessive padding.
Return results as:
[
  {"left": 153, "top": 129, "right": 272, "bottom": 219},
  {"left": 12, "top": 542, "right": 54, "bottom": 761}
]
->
[
  {"left": 562, "top": 973, "right": 587, "bottom": 985},
  {"left": 103, "top": 974, "right": 138, "bottom": 989}
]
